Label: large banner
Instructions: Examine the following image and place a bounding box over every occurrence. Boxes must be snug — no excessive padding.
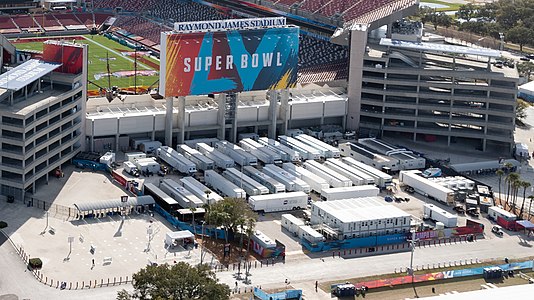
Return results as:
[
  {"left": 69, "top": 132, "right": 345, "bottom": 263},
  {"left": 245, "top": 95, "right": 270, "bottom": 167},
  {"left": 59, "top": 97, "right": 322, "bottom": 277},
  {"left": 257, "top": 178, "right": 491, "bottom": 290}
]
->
[
  {"left": 159, "top": 26, "right": 299, "bottom": 97},
  {"left": 43, "top": 41, "right": 84, "bottom": 74}
]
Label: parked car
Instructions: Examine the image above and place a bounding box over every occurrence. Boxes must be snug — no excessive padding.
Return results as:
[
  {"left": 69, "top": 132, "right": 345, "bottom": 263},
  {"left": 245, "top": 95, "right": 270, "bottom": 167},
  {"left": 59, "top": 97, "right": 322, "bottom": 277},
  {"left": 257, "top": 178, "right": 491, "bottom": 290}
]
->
[
  {"left": 404, "top": 186, "right": 415, "bottom": 194},
  {"left": 453, "top": 205, "right": 465, "bottom": 214},
  {"left": 384, "top": 196, "right": 394, "bottom": 202},
  {"left": 466, "top": 208, "right": 480, "bottom": 218},
  {"left": 492, "top": 225, "right": 504, "bottom": 236}
]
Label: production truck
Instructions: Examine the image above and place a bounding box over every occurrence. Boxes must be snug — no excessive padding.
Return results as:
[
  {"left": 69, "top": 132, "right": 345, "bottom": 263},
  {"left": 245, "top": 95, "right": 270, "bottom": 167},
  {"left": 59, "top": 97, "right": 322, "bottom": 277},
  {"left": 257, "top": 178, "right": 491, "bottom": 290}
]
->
[
  {"left": 323, "top": 160, "right": 365, "bottom": 186},
  {"left": 215, "top": 141, "right": 258, "bottom": 166},
  {"left": 243, "top": 166, "right": 285, "bottom": 193},
  {"left": 278, "top": 135, "right": 321, "bottom": 160},
  {"left": 156, "top": 146, "right": 197, "bottom": 175},
  {"left": 294, "top": 134, "right": 341, "bottom": 158},
  {"left": 123, "top": 161, "right": 140, "bottom": 177},
  {"left": 257, "top": 137, "right": 301, "bottom": 162},
  {"left": 325, "top": 158, "right": 375, "bottom": 185},
  {"left": 139, "top": 141, "right": 162, "bottom": 154},
  {"left": 134, "top": 158, "right": 160, "bottom": 174},
  {"left": 248, "top": 191, "right": 308, "bottom": 212},
  {"left": 159, "top": 179, "right": 204, "bottom": 209},
  {"left": 262, "top": 164, "right": 311, "bottom": 193},
  {"left": 282, "top": 163, "right": 329, "bottom": 194},
  {"left": 341, "top": 157, "right": 393, "bottom": 188},
  {"left": 304, "top": 160, "right": 352, "bottom": 187},
  {"left": 204, "top": 170, "right": 246, "bottom": 198},
  {"left": 125, "top": 152, "right": 146, "bottom": 163},
  {"left": 320, "top": 186, "right": 379, "bottom": 201},
  {"left": 239, "top": 138, "right": 282, "bottom": 164},
  {"left": 180, "top": 176, "right": 223, "bottom": 205},
  {"left": 400, "top": 170, "right": 455, "bottom": 205},
  {"left": 222, "top": 167, "right": 269, "bottom": 196},
  {"left": 423, "top": 203, "right": 458, "bottom": 228},
  {"left": 177, "top": 144, "right": 215, "bottom": 171},
  {"left": 196, "top": 143, "right": 234, "bottom": 169}
]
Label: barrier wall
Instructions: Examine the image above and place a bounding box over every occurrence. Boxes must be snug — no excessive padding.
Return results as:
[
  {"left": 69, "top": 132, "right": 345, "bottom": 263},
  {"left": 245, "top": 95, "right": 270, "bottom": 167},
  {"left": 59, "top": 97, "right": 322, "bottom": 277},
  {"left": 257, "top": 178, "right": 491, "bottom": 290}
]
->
[{"left": 301, "top": 233, "right": 408, "bottom": 252}]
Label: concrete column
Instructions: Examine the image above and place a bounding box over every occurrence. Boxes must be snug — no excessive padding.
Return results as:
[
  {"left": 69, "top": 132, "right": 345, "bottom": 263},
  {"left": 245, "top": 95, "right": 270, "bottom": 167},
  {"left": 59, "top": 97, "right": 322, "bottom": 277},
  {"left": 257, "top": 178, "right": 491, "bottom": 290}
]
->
[
  {"left": 115, "top": 117, "right": 120, "bottom": 152},
  {"left": 151, "top": 115, "right": 156, "bottom": 141},
  {"left": 279, "top": 89, "right": 290, "bottom": 136},
  {"left": 165, "top": 97, "right": 173, "bottom": 146},
  {"left": 80, "top": 45, "right": 89, "bottom": 151},
  {"left": 176, "top": 96, "right": 186, "bottom": 145},
  {"left": 267, "top": 90, "right": 278, "bottom": 139},
  {"left": 217, "top": 93, "right": 226, "bottom": 141},
  {"left": 90, "top": 119, "right": 95, "bottom": 152},
  {"left": 346, "top": 26, "right": 368, "bottom": 131}
]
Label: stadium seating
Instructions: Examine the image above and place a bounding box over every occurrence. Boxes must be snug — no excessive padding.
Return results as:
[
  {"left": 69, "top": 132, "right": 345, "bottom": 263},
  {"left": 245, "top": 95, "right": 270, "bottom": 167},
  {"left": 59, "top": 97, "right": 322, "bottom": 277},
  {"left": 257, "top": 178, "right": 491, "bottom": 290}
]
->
[
  {"left": 274, "top": 0, "right": 301, "bottom": 7},
  {"left": 11, "top": 15, "right": 40, "bottom": 32},
  {"left": 54, "top": 13, "right": 87, "bottom": 30},
  {"left": 298, "top": 35, "right": 348, "bottom": 69},
  {"left": 33, "top": 14, "right": 64, "bottom": 31},
  {"left": 93, "top": 0, "right": 157, "bottom": 12},
  {"left": 147, "top": 0, "right": 227, "bottom": 22},
  {"left": 0, "top": 16, "right": 19, "bottom": 34},
  {"left": 113, "top": 16, "right": 168, "bottom": 45}
]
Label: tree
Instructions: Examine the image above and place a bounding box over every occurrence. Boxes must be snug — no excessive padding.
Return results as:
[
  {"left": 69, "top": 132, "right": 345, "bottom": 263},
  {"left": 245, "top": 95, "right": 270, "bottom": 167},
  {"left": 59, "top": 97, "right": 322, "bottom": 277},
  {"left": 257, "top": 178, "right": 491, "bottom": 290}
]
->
[
  {"left": 517, "top": 61, "right": 534, "bottom": 80},
  {"left": 528, "top": 195, "right": 534, "bottom": 221},
  {"left": 506, "top": 26, "right": 533, "bottom": 52},
  {"left": 495, "top": 169, "right": 505, "bottom": 203},
  {"left": 205, "top": 197, "right": 256, "bottom": 243},
  {"left": 519, "top": 181, "right": 531, "bottom": 218},
  {"left": 516, "top": 99, "right": 530, "bottom": 127},
  {"left": 117, "top": 262, "right": 230, "bottom": 300},
  {"left": 456, "top": 3, "right": 478, "bottom": 22},
  {"left": 504, "top": 172, "right": 519, "bottom": 209},
  {"left": 511, "top": 180, "right": 522, "bottom": 213}
]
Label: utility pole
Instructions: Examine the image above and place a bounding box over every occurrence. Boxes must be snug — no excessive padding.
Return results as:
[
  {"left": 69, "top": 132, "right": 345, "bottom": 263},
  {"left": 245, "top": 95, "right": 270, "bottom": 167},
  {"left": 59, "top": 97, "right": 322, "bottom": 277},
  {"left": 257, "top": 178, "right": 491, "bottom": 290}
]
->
[{"left": 409, "top": 231, "right": 418, "bottom": 298}]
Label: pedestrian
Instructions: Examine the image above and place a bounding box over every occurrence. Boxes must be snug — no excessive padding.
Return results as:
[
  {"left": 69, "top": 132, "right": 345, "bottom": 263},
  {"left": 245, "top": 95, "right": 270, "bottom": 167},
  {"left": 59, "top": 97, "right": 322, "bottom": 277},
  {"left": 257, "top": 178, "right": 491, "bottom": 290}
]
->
[
  {"left": 315, "top": 281, "right": 318, "bottom": 292},
  {"left": 235, "top": 281, "right": 238, "bottom": 288},
  {"left": 92, "top": 258, "right": 95, "bottom": 266},
  {"left": 432, "top": 287, "right": 435, "bottom": 293}
]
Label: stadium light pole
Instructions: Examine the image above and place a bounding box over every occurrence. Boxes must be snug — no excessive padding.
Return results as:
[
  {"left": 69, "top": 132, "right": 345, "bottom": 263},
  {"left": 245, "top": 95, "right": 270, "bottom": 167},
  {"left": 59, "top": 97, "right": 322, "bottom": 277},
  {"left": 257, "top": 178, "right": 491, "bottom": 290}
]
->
[{"left": 409, "top": 231, "right": 419, "bottom": 297}]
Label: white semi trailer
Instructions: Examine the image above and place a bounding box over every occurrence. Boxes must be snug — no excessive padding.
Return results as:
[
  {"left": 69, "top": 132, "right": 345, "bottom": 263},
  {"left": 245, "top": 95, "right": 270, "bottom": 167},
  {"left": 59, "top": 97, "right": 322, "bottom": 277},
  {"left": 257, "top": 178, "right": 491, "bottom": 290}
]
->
[
  {"left": 423, "top": 203, "right": 458, "bottom": 227},
  {"left": 215, "top": 141, "right": 258, "bottom": 166},
  {"left": 248, "top": 191, "right": 308, "bottom": 212},
  {"left": 282, "top": 163, "right": 329, "bottom": 194},
  {"left": 204, "top": 170, "right": 246, "bottom": 198},
  {"left": 179, "top": 176, "right": 223, "bottom": 205},
  {"left": 294, "top": 134, "right": 341, "bottom": 158},
  {"left": 278, "top": 135, "right": 321, "bottom": 160},
  {"left": 239, "top": 138, "right": 282, "bottom": 164},
  {"left": 177, "top": 144, "right": 215, "bottom": 171},
  {"left": 156, "top": 146, "right": 197, "bottom": 175},
  {"left": 400, "top": 170, "right": 455, "bottom": 205},
  {"left": 325, "top": 158, "right": 375, "bottom": 185},
  {"left": 159, "top": 179, "right": 204, "bottom": 208},
  {"left": 222, "top": 167, "right": 269, "bottom": 196},
  {"left": 320, "top": 186, "right": 379, "bottom": 201},
  {"left": 262, "top": 164, "right": 311, "bottom": 193},
  {"left": 257, "top": 137, "right": 301, "bottom": 162},
  {"left": 341, "top": 157, "right": 393, "bottom": 188},
  {"left": 303, "top": 160, "right": 352, "bottom": 187},
  {"left": 196, "top": 143, "right": 235, "bottom": 169},
  {"left": 243, "top": 166, "right": 285, "bottom": 193}
]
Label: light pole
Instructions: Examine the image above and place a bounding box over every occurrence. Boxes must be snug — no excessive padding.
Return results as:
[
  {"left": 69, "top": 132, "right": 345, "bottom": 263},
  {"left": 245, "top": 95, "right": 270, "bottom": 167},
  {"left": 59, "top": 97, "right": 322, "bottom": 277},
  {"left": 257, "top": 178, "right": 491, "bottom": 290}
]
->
[
  {"left": 408, "top": 231, "right": 419, "bottom": 297},
  {"left": 200, "top": 221, "right": 205, "bottom": 265}
]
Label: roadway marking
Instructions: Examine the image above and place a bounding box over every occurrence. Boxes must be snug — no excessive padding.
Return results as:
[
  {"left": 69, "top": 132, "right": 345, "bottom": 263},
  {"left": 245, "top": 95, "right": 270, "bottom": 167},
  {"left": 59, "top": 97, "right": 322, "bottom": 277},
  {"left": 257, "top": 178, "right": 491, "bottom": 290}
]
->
[{"left": 82, "top": 36, "right": 152, "bottom": 70}]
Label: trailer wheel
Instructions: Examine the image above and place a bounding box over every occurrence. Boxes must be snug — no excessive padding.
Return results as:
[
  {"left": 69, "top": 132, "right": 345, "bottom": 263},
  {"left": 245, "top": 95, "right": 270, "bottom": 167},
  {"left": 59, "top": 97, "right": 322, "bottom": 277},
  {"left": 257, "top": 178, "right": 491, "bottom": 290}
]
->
[
  {"left": 291, "top": 207, "right": 296, "bottom": 210},
  {"left": 296, "top": 206, "right": 301, "bottom": 210}
]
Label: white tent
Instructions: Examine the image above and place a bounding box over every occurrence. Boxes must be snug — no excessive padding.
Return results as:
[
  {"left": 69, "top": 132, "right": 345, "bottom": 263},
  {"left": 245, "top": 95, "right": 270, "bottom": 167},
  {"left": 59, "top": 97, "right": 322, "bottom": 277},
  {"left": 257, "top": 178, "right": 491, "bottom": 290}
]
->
[{"left": 165, "top": 230, "right": 194, "bottom": 247}]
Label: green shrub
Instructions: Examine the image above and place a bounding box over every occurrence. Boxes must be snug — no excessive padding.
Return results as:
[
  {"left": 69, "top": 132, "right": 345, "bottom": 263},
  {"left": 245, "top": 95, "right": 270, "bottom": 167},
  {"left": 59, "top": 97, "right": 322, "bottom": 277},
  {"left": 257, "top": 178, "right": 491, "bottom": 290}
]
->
[
  {"left": 0, "top": 221, "right": 7, "bottom": 229},
  {"left": 29, "top": 258, "right": 42, "bottom": 269}
]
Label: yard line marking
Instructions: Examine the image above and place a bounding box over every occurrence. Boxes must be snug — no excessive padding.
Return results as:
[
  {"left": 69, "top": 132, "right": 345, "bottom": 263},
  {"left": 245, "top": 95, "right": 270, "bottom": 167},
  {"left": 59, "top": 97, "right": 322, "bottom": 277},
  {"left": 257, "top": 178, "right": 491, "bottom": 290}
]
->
[{"left": 82, "top": 36, "right": 152, "bottom": 70}]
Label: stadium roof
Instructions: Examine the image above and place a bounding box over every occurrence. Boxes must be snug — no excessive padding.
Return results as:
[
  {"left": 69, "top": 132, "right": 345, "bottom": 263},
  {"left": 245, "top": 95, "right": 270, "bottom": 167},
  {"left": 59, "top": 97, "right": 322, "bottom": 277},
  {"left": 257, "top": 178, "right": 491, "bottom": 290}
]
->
[
  {"left": 0, "top": 59, "right": 61, "bottom": 91},
  {"left": 380, "top": 38, "right": 501, "bottom": 57}
]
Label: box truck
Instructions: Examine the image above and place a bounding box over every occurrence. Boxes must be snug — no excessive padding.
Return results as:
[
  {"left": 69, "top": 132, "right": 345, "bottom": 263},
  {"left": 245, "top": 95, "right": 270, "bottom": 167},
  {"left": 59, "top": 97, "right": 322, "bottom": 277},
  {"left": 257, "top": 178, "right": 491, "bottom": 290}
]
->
[
  {"left": 248, "top": 191, "right": 308, "bottom": 212},
  {"left": 423, "top": 204, "right": 458, "bottom": 228},
  {"left": 123, "top": 161, "right": 140, "bottom": 177}
]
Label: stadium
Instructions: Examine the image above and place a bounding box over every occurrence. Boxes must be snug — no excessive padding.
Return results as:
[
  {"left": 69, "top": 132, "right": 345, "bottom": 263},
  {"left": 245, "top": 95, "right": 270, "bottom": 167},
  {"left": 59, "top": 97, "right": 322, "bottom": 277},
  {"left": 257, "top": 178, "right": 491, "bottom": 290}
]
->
[{"left": 0, "top": 0, "right": 518, "bottom": 199}]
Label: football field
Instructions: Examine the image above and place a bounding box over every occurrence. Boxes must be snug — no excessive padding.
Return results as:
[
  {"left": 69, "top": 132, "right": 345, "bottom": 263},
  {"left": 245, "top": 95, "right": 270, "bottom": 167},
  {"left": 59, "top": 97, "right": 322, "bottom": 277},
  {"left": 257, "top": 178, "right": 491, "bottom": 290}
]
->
[{"left": 11, "top": 34, "right": 160, "bottom": 93}]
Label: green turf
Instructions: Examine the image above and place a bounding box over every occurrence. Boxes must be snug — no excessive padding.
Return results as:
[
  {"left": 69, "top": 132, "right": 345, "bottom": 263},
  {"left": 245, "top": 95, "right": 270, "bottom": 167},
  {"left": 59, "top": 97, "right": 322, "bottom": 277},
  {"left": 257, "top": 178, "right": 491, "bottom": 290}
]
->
[
  {"left": 420, "top": 0, "right": 462, "bottom": 12},
  {"left": 12, "top": 34, "right": 160, "bottom": 91}
]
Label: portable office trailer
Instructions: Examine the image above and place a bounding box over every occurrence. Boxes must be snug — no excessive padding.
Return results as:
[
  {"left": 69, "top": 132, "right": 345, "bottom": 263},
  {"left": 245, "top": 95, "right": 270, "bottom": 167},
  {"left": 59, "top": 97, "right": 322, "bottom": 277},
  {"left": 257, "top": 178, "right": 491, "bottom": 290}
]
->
[
  {"left": 281, "top": 214, "right": 305, "bottom": 236},
  {"left": 125, "top": 152, "right": 146, "bottom": 163},
  {"left": 257, "top": 137, "right": 301, "bottom": 162},
  {"left": 400, "top": 170, "right": 455, "bottom": 205},
  {"left": 160, "top": 179, "right": 204, "bottom": 209},
  {"left": 320, "top": 186, "right": 379, "bottom": 201},
  {"left": 304, "top": 160, "right": 352, "bottom": 188},
  {"left": 196, "top": 143, "right": 235, "bottom": 169},
  {"left": 139, "top": 141, "right": 162, "bottom": 154},
  {"left": 278, "top": 135, "right": 322, "bottom": 160},
  {"left": 325, "top": 158, "right": 375, "bottom": 185},
  {"left": 298, "top": 225, "right": 325, "bottom": 243},
  {"left": 156, "top": 146, "right": 197, "bottom": 175},
  {"left": 423, "top": 204, "right": 458, "bottom": 228},
  {"left": 143, "top": 183, "right": 180, "bottom": 212},
  {"left": 179, "top": 176, "right": 223, "bottom": 205},
  {"left": 177, "top": 144, "right": 215, "bottom": 171},
  {"left": 243, "top": 166, "right": 285, "bottom": 193},
  {"left": 248, "top": 191, "right": 308, "bottom": 212},
  {"left": 134, "top": 158, "right": 160, "bottom": 174},
  {"left": 323, "top": 160, "right": 365, "bottom": 186},
  {"left": 251, "top": 230, "right": 277, "bottom": 250},
  {"left": 215, "top": 141, "right": 258, "bottom": 166},
  {"left": 341, "top": 157, "right": 393, "bottom": 188},
  {"left": 222, "top": 168, "right": 269, "bottom": 196},
  {"left": 294, "top": 134, "right": 341, "bottom": 158},
  {"left": 239, "top": 138, "right": 282, "bottom": 164},
  {"left": 204, "top": 170, "right": 246, "bottom": 198},
  {"left": 488, "top": 206, "right": 517, "bottom": 222},
  {"left": 282, "top": 163, "right": 329, "bottom": 194}
]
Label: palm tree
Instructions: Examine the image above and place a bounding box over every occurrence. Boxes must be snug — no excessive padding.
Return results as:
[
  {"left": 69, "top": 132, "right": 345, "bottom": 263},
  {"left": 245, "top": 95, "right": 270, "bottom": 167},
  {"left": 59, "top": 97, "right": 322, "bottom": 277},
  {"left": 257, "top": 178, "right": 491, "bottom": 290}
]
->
[
  {"left": 204, "top": 189, "right": 212, "bottom": 238},
  {"left": 495, "top": 169, "right": 504, "bottom": 204},
  {"left": 528, "top": 195, "right": 534, "bottom": 221},
  {"left": 519, "top": 181, "right": 532, "bottom": 218},
  {"left": 505, "top": 172, "right": 520, "bottom": 209}
]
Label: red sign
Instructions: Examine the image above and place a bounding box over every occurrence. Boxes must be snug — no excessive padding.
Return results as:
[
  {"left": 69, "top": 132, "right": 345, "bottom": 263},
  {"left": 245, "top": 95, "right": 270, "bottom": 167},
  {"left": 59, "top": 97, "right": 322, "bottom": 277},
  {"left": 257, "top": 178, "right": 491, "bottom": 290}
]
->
[{"left": 112, "top": 171, "right": 127, "bottom": 187}]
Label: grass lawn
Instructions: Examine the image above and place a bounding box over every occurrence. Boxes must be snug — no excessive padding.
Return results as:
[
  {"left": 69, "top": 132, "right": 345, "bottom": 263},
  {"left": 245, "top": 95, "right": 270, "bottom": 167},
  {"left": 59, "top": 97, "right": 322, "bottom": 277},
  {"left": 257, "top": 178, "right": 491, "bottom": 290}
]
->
[
  {"left": 12, "top": 34, "right": 160, "bottom": 92},
  {"left": 420, "top": 0, "right": 463, "bottom": 12}
]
